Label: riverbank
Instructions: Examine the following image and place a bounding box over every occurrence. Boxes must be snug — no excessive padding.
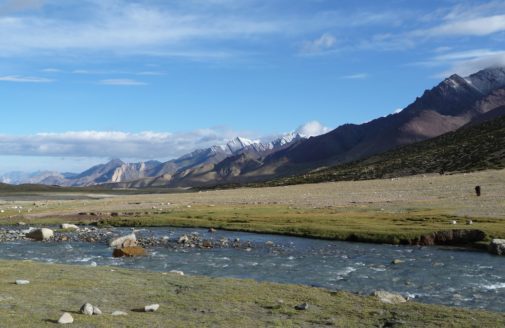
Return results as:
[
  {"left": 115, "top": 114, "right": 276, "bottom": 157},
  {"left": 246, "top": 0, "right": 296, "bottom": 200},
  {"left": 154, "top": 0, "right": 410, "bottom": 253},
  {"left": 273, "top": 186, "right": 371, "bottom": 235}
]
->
[
  {"left": 2, "top": 170, "right": 504, "bottom": 249},
  {"left": 0, "top": 259, "right": 504, "bottom": 327}
]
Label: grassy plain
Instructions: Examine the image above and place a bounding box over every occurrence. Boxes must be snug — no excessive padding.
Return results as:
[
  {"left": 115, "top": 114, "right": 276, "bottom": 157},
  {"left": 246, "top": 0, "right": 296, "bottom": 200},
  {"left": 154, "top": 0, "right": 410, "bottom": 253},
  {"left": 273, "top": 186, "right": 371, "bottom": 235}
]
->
[{"left": 0, "top": 260, "right": 504, "bottom": 327}]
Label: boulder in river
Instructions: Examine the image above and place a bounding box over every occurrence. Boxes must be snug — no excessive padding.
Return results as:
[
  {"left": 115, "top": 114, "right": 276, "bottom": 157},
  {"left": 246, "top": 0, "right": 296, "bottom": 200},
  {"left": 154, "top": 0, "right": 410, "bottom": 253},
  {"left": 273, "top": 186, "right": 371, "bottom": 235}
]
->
[
  {"left": 112, "top": 246, "right": 146, "bottom": 257},
  {"left": 488, "top": 239, "right": 505, "bottom": 256},
  {"left": 109, "top": 233, "right": 137, "bottom": 248},
  {"left": 26, "top": 228, "right": 54, "bottom": 241},
  {"left": 371, "top": 290, "right": 407, "bottom": 304}
]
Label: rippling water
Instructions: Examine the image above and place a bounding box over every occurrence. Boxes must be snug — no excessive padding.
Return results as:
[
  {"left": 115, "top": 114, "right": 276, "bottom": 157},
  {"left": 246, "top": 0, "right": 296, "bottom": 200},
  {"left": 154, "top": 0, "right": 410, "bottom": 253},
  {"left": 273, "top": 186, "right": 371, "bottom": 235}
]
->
[{"left": 1, "top": 227, "right": 504, "bottom": 312}]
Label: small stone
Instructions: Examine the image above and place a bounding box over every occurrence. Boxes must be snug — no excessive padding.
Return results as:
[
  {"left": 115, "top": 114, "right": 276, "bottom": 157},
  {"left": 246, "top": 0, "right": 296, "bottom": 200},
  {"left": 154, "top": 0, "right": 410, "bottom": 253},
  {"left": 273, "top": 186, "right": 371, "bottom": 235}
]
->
[
  {"left": 61, "top": 223, "right": 79, "bottom": 230},
  {"left": 371, "top": 290, "right": 407, "bottom": 304},
  {"left": 89, "top": 261, "right": 97, "bottom": 267},
  {"left": 58, "top": 312, "right": 74, "bottom": 324},
  {"left": 93, "top": 306, "right": 102, "bottom": 315},
  {"left": 111, "top": 310, "right": 127, "bottom": 316},
  {"left": 178, "top": 235, "right": 189, "bottom": 244},
  {"left": 18, "top": 222, "right": 26, "bottom": 226},
  {"left": 80, "top": 303, "right": 93, "bottom": 315},
  {"left": 391, "top": 259, "right": 403, "bottom": 265},
  {"left": 294, "top": 302, "right": 309, "bottom": 310},
  {"left": 15, "top": 280, "right": 30, "bottom": 285},
  {"left": 169, "top": 270, "right": 184, "bottom": 276},
  {"left": 265, "top": 241, "right": 274, "bottom": 246},
  {"left": 451, "top": 220, "right": 457, "bottom": 225},
  {"left": 144, "top": 304, "right": 160, "bottom": 312},
  {"left": 208, "top": 228, "right": 216, "bottom": 233},
  {"left": 466, "top": 220, "right": 473, "bottom": 225}
]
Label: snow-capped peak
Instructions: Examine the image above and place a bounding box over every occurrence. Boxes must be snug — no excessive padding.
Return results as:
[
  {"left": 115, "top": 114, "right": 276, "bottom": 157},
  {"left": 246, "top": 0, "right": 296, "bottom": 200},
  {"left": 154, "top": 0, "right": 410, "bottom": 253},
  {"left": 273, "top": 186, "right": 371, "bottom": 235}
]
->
[{"left": 226, "top": 137, "right": 260, "bottom": 153}]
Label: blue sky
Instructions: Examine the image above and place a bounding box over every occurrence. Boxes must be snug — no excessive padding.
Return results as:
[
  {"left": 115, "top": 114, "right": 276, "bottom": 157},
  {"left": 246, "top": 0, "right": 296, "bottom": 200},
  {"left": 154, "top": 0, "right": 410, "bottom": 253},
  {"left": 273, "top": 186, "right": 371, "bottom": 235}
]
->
[{"left": 1, "top": 0, "right": 505, "bottom": 173}]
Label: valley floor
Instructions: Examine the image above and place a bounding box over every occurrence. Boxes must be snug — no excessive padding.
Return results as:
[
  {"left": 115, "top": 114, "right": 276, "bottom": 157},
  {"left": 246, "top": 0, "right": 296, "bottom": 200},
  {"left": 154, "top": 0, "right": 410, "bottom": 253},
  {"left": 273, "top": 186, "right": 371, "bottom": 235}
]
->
[{"left": 2, "top": 169, "right": 505, "bottom": 245}]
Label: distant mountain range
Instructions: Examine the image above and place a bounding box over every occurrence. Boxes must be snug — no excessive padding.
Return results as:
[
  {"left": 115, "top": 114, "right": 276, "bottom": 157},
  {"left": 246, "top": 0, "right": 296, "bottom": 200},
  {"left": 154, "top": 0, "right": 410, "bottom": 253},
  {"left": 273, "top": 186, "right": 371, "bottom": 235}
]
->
[
  {"left": 3, "top": 66, "right": 505, "bottom": 188},
  {"left": 0, "top": 132, "right": 305, "bottom": 187}
]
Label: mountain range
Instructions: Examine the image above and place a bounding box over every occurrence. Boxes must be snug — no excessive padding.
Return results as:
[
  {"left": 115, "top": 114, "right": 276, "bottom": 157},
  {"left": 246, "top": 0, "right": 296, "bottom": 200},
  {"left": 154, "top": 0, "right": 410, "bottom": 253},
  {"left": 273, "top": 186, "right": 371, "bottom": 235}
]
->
[{"left": 3, "top": 66, "right": 505, "bottom": 188}]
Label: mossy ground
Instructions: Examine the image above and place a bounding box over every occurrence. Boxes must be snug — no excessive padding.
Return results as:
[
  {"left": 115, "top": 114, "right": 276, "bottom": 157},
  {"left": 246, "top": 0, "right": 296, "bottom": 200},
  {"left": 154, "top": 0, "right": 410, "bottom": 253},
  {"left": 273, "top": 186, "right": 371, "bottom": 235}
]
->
[{"left": 0, "top": 260, "right": 503, "bottom": 327}]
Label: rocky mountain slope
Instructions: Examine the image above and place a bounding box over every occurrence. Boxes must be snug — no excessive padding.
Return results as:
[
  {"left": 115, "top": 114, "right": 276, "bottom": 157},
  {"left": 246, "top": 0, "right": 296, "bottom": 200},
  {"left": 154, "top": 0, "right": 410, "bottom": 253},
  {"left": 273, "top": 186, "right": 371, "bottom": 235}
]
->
[{"left": 257, "top": 112, "right": 505, "bottom": 186}]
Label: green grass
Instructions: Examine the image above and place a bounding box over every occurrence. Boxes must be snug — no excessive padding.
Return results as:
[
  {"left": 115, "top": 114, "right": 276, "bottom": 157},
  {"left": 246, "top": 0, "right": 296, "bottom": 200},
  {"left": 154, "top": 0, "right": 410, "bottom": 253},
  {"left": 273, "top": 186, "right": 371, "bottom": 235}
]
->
[
  {"left": 0, "top": 260, "right": 503, "bottom": 327},
  {"left": 5, "top": 205, "right": 504, "bottom": 245}
]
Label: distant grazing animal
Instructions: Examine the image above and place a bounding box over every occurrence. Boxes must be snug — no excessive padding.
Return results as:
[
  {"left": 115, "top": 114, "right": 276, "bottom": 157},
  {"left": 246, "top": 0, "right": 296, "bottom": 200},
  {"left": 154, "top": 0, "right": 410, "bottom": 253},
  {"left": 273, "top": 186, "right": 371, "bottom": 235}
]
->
[{"left": 475, "top": 186, "right": 481, "bottom": 197}]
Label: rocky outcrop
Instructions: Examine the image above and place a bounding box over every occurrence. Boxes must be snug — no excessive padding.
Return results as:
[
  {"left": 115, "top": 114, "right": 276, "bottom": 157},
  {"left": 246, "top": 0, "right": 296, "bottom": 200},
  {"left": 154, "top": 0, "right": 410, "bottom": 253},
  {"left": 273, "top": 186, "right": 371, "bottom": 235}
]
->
[
  {"left": 408, "top": 229, "right": 486, "bottom": 246},
  {"left": 488, "top": 239, "right": 505, "bottom": 255}
]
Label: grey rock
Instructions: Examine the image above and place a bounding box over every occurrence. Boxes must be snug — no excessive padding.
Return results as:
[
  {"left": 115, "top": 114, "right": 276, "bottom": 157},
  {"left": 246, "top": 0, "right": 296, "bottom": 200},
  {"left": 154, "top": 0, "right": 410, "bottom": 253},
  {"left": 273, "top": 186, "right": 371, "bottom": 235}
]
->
[
  {"left": 294, "top": 302, "right": 309, "bottom": 310},
  {"left": 489, "top": 239, "right": 505, "bottom": 255},
  {"left": 26, "top": 228, "right": 54, "bottom": 241},
  {"left": 61, "top": 223, "right": 79, "bottom": 230},
  {"left": 80, "top": 303, "right": 93, "bottom": 315},
  {"left": 111, "top": 310, "right": 128, "bottom": 316},
  {"left": 144, "top": 304, "right": 160, "bottom": 312},
  {"left": 371, "top": 290, "right": 407, "bottom": 304},
  {"left": 109, "top": 233, "right": 136, "bottom": 248},
  {"left": 93, "top": 306, "right": 102, "bottom": 315},
  {"left": 58, "top": 312, "right": 74, "bottom": 324}
]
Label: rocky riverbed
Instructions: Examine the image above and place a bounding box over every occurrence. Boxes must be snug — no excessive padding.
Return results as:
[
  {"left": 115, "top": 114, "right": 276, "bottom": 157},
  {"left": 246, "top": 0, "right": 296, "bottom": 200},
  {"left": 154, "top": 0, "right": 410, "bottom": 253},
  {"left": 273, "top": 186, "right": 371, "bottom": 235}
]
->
[{"left": 0, "top": 225, "right": 270, "bottom": 252}]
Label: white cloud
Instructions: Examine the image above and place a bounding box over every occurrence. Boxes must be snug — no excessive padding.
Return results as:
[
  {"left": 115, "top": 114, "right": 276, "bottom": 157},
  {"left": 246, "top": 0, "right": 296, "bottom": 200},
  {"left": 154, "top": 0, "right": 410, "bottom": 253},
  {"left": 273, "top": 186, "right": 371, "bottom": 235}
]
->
[
  {"left": 99, "top": 78, "right": 147, "bottom": 86},
  {"left": 0, "top": 129, "right": 247, "bottom": 159},
  {"left": 425, "top": 15, "right": 505, "bottom": 37},
  {"left": 300, "top": 33, "right": 337, "bottom": 54},
  {"left": 296, "top": 121, "right": 330, "bottom": 137},
  {"left": 0, "top": 120, "right": 330, "bottom": 160},
  {"left": 428, "top": 49, "right": 505, "bottom": 77},
  {"left": 0, "top": 1, "right": 285, "bottom": 58},
  {"left": 0, "top": 75, "right": 52, "bottom": 83},
  {"left": 341, "top": 73, "right": 369, "bottom": 80}
]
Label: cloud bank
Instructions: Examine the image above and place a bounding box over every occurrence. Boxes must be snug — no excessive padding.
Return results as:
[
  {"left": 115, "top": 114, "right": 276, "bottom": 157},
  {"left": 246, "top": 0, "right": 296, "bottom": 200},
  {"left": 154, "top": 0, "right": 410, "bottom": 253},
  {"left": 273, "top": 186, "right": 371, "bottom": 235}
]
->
[{"left": 0, "top": 121, "right": 331, "bottom": 160}]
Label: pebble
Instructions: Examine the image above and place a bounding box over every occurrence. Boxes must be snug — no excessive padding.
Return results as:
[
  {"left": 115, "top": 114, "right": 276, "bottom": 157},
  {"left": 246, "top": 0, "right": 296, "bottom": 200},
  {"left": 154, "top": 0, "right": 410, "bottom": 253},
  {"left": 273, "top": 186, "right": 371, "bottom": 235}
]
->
[
  {"left": 15, "top": 280, "right": 30, "bottom": 285},
  {"left": 144, "top": 304, "right": 160, "bottom": 312},
  {"left": 111, "top": 311, "right": 128, "bottom": 316},
  {"left": 58, "top": 312, "right": 74, "bottom": 324}
]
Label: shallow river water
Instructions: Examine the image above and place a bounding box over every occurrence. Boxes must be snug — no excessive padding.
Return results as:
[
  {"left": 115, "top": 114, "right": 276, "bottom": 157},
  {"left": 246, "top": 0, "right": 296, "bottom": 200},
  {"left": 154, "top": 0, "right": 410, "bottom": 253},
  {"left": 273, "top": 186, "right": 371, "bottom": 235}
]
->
[{"left": 1, "top": 227, "right": 504, "bottom": 312}]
